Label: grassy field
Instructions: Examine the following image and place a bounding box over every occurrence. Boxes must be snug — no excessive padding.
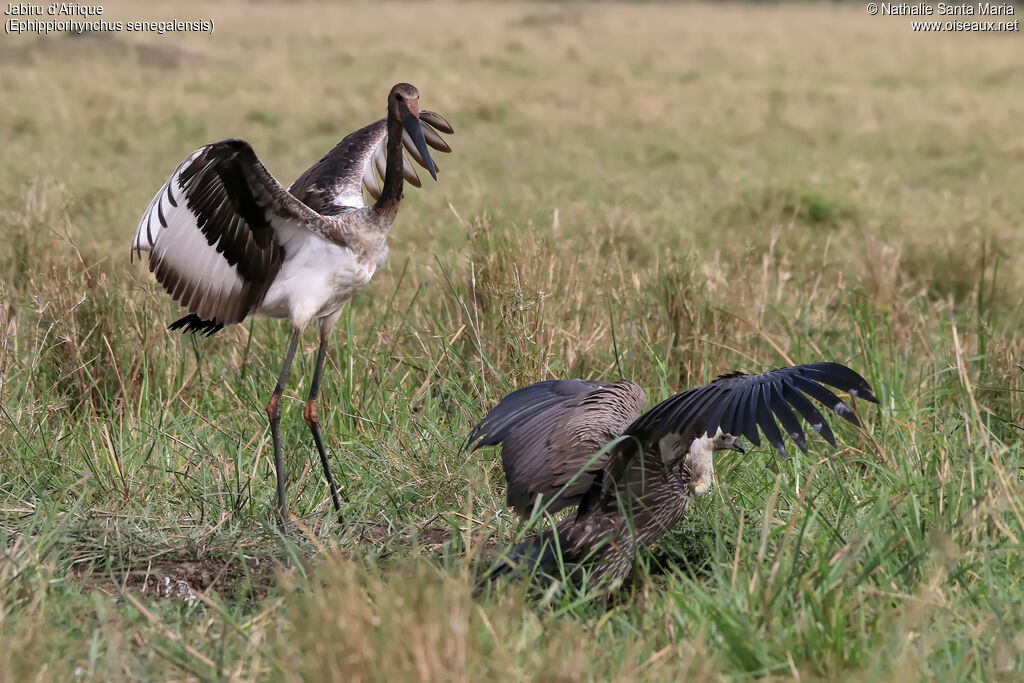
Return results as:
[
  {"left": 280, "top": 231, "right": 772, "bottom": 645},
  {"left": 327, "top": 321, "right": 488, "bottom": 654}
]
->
[{"left": 2, "top": 1, "right": 1023, "bottom": 679}]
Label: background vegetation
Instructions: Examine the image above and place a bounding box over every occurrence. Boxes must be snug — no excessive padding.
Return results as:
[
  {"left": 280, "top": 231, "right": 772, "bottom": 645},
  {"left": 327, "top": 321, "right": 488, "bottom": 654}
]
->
[{"left": 1, "top": 1, "right": 1022, "bottom": 679}]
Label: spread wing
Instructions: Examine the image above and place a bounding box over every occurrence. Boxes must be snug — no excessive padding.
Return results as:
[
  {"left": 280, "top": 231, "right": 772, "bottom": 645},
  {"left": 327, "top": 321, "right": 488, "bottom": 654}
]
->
[
  {"left": 626, "top": 362, "right": 878, "bottom": 456},
  {"left": 130, "top": 139, "right": 333, "bottom": 327},
  {"left": 289, "top": 110, "right": 454, "bottom": 213},
  {"left": 469, "top": 379, "right": 648, "bottom": 517}
]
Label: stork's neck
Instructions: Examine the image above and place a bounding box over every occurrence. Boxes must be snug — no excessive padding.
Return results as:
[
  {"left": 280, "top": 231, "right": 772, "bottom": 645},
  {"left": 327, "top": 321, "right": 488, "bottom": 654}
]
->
[{"left": 373, "top": 111, "right": 405, "bottom": 219}]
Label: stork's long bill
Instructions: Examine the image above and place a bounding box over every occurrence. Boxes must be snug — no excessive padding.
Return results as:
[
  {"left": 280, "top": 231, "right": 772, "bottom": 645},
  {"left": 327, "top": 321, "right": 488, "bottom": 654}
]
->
[{"left": 400, "top": 101, "right": 437, "bottom": 180}]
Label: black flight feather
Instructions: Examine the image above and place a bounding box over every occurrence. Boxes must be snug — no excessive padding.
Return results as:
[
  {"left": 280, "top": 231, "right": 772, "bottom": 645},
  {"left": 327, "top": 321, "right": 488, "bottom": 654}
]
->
[{"left": 168, "top": 314, "right": 224, "bottom": 337}]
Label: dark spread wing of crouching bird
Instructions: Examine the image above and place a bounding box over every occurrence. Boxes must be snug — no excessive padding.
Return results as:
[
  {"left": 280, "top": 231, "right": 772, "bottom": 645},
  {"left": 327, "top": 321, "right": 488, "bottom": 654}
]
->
[
  {"left": 130, "top": 83, "right": 453, "bottom": 525},
  {"left": 469, "top": 363, "right": 878, "bottom": 592}
]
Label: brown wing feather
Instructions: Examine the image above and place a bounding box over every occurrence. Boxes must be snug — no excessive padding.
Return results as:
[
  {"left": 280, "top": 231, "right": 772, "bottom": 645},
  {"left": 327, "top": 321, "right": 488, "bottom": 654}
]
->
[{"left": 469, "top": 380, "right": 647, "bottom": 517}]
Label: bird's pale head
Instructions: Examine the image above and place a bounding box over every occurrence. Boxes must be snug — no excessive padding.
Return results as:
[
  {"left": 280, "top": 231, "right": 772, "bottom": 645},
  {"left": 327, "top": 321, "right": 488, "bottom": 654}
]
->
[
  {"left": 694, "top": 431, "right": 746, "bottom": 495},
  {"left": 664, "top": 428, "right": 748, "bottom": 497},
  {"left": 712, "top": 432, "right": 748, "bottom": 454}
]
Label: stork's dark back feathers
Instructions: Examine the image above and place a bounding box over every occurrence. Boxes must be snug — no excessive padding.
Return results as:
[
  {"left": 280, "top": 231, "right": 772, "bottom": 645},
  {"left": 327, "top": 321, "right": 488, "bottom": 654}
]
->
[{"left": 471, "top": 362, "right": 878, "bottom": 590}]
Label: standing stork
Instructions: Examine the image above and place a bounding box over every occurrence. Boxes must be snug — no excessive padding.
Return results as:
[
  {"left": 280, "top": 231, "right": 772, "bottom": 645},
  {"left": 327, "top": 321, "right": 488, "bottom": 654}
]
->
[
  {"left": 469, "top": 363, "right": 878, "bottom": 592},
  {"left": 130, "top": 83, "right": 454, "bottom": 525}
]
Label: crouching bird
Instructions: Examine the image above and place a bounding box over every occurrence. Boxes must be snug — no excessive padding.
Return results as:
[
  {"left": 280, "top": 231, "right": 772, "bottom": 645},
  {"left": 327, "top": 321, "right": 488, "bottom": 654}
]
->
[
  {"left": 130, "top": 83, "right": 453, "bottom": 525},
  {"left": 468, "top": 363, "right": 878, "bottom": 592}
]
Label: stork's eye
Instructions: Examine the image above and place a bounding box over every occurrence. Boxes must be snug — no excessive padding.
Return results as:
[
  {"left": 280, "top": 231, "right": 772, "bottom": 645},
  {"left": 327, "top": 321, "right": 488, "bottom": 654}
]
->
[{"left": 395, "top": 94, "right": 404, "bottom": 102}]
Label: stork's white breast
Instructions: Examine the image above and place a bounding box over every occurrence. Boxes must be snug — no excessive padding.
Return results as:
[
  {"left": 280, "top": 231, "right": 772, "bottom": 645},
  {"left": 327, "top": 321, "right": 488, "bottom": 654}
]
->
[{"left": 258, "top": 231, "right": 381, "bottom": 328}]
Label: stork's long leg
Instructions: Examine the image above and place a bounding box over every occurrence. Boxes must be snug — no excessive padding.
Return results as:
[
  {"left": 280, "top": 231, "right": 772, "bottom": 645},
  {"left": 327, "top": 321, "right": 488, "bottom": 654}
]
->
[
  {"left": 266, "top": 328, "right": 302, "bottom": 526},
  {"left": 303, "top": 335, "right": 345, "bottom": 521}
]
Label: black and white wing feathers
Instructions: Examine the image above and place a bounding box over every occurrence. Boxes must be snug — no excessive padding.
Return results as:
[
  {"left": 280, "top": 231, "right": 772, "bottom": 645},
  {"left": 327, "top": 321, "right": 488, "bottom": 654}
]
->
[{"left": 131, "top": 139, "right": 331, "bottom": 327}]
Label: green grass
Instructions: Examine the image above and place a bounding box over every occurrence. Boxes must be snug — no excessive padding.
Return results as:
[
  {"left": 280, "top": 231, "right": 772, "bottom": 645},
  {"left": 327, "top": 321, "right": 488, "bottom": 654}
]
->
[{"left": 2, "top": 1, "right": 1023, "bottom": 680}]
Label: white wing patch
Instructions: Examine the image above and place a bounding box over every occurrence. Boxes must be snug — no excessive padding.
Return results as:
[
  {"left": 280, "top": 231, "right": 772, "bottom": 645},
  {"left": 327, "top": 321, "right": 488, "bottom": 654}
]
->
[
  {"left": 131, "top": 148, "right": 204, "bottom": 260},
  {"left": 150, "top": 204, "right": 248, "bottom": 322}
]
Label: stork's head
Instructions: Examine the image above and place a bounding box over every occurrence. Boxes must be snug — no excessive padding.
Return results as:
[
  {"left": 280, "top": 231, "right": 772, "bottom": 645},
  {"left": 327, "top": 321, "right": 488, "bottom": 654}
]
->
[{"left": 388, "top": 82, "right": 437, "bottom": 180}]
